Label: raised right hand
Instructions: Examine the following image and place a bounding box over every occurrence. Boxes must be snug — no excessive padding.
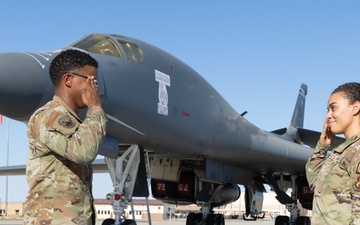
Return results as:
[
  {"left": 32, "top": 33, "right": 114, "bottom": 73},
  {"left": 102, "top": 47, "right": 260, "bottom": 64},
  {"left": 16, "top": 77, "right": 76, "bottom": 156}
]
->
[
  {"left": 82, "top": 76, "right": 102, "bottom": 108},
  {"left": 319, "top": 117, "right": 335, "bottom": 147}
]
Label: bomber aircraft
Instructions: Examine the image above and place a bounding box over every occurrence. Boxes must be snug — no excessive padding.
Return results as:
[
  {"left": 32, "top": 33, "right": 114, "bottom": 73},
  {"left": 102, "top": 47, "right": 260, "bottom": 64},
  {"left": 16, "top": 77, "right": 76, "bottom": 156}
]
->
[{"left": 0, "top": 34, "right": 344, "bottom": 225}]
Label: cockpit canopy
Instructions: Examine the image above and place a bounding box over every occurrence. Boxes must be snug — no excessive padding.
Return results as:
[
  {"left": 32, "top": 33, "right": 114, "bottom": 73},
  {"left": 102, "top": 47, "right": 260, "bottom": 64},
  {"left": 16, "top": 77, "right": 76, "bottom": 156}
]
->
[{"left": 72, "top": 34, "right": 144, "bottom": 63}]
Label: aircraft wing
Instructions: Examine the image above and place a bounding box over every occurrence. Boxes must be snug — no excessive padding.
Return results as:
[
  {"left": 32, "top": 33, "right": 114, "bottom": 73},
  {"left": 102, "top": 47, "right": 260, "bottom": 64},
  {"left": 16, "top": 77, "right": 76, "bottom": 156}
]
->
[
  {"left": 0, "top": 164, "right": 26, "bottom": 176},
  {"left": 298, "top": 127, "right": 345, "bottom": 149},
  {"left": 0, "top": 158, "right": 108, "bottom": 176}
]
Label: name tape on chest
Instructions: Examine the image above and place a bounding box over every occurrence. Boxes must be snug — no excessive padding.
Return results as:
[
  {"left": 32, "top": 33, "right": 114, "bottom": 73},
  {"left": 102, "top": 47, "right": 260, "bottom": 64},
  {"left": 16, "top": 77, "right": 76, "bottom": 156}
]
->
[{"left": 329, "top": 153, "right": 342, "bottom": 162}]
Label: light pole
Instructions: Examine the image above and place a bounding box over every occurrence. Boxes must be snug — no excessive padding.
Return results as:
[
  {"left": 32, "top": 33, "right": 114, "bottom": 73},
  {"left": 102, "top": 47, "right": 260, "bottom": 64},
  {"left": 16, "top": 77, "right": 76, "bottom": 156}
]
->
[{"left": 4, "top": 118, "right": 10, "bottom": 216}]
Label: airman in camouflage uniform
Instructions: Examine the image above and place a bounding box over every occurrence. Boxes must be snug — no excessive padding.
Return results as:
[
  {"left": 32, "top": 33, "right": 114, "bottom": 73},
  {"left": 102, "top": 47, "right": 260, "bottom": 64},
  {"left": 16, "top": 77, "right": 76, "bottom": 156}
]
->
[
  {"left": 24, "top": 49, "right": 106, "bottom": 225},
  {"left": 306, "top": 82, "right": 360, "bottom": 225}
]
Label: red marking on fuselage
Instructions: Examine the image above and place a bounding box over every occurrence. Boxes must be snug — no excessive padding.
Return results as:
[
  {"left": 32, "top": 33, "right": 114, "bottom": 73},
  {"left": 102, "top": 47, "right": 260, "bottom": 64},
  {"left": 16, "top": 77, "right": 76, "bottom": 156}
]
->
[{"left": 182, "top": 111, "right": 190, "bottom": 117}]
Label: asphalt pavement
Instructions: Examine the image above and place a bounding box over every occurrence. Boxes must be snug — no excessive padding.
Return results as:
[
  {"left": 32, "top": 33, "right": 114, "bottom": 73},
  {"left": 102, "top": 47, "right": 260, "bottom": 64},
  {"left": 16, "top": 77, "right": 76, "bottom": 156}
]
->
[{"left": 0, "top": 218, "right": 276, "bottom": 225}]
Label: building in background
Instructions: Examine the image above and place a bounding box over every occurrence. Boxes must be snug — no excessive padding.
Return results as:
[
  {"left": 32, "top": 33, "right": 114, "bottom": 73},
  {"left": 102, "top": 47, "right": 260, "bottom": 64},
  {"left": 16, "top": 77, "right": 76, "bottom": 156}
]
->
[
  {"left": 0, "top": 201, "right": 22, "bottom": 218},
  {"left": 95, "top": 198, "right": 164, "bottom": 221}
]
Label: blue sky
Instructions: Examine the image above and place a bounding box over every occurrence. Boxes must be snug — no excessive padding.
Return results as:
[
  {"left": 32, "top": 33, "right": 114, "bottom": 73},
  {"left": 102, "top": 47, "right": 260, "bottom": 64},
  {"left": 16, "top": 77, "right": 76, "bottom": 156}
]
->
[{"left": 0, "top": 1, "right": 359, "bottom": 203}]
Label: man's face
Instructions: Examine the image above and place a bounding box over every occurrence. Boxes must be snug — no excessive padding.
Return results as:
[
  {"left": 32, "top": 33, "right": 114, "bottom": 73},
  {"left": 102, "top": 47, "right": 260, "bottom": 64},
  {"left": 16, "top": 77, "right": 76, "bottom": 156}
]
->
[{"left": 69, "top": 65, "right": 98, "bottom": 109}]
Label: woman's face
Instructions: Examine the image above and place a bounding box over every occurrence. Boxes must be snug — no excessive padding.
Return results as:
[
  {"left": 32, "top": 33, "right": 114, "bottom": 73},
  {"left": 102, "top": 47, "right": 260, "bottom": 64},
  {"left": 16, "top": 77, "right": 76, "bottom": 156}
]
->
[{"left": 327, "top": 91, "right": 357, "bottom": 137}]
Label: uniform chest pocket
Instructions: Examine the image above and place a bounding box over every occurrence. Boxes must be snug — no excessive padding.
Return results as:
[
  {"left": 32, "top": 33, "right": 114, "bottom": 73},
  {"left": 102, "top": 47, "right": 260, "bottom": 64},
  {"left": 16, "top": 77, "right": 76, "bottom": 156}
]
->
[{"left": 315, "top": 154, "right": 342, "bottom": 193}]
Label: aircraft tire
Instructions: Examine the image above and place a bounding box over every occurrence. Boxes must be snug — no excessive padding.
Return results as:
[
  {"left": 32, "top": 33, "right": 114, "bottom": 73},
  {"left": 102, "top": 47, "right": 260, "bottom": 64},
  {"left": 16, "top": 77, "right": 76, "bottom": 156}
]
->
[
  {"left": 217, "top": 214, "right": 225, "bottom": 225},
  {"left": 102, "top": 218, "right": 115, "bottom": 225},
  {"left": 122, "top": 219, "right": 137, "bottom": 225},
  {"left": 205, "top": 214, "right": 216, "bottom": 225},
  {"left": 295, "top": 216, "right": 311, "bottom": 225},
  {"left": 274, "top": 215, "right": 289, "bottom": 225},
  {"left": 186, "top": 212, "right": 197, "bottom": 225},
  {"left": 196, "top": 213, "right": 203, "bottom": 223}
]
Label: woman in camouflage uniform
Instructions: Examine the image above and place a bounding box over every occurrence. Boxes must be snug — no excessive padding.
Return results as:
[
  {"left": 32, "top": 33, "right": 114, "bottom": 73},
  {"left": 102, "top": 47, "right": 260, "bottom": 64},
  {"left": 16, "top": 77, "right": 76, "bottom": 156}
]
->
[{"left": 306, "top": 82, "right": 360, "bottom": 225}]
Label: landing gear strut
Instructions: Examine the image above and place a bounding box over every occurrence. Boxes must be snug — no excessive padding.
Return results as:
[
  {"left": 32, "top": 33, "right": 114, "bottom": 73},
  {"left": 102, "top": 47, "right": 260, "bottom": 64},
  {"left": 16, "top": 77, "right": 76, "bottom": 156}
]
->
[
  {"left": 102, "top": 145, "right": 141, "bottom": 225},
  {"left": 271, "top": 175, "right": 312, "bottom": 225}
]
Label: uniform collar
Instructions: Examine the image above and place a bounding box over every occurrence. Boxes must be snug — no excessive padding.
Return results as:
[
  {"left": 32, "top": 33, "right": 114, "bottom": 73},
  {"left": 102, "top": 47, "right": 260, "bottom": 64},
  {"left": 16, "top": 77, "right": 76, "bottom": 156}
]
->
[
  {"left": 334, "top": 132, "right": 360, "bottom": 154},
  {"left": 53, "top": 95, "right": 82, "bottom": 121}
]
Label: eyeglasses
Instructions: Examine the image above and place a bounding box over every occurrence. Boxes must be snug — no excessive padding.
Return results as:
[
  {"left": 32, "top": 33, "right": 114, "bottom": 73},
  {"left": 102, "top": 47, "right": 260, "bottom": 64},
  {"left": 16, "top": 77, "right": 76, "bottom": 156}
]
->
[{"left": 69, "top": 72, "right": 98, "bottom": 85}]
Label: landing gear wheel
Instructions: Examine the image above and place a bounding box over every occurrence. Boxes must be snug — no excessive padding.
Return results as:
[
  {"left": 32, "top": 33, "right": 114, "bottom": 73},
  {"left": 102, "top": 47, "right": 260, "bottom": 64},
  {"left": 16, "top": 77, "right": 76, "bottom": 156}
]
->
[
  {"left": 186, "top": 213, "right": 197, "bottom": 225},
  {"left": 205, "top": 214, "right": 224, "bottom": 225},
  {"left": 196, "top": 213, "right": 203, "bottom": 223},
  {"left": 122, "top": 219, "right": 137, "bottom": 225},
  {"left": 187, "top": 212, "right": 203, "bottom": 225},
  {"left": 296, "top": 216, "right": 311, "bottom": 225},
  {"left": 102, "top": 218, "right": 115, "bottom": 225},
  {"left": 206, "top": 214, "right": 216, "bottom": 225},
  {"left": 217, "top": 214, "right": 224, "bottom": 225},
  {"left": 275, "top": 215, "right": 290, "bottom": 225}
]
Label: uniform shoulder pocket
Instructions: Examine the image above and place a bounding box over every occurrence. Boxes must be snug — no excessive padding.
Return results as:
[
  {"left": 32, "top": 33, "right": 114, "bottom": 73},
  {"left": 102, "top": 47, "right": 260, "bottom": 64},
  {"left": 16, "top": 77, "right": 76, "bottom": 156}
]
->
[{"left": 45, "top": 111, "right": 79, "bottom": 136}]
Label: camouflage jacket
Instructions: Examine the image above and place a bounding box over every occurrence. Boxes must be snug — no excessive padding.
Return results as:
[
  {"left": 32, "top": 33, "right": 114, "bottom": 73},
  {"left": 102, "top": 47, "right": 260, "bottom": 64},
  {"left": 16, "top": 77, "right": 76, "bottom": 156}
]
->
[
  {"left": 306, "top": 133, "right": 360, "bottom": 225},
  {"left": 24, "top": 96, "right": 107, "bottom": 225}
]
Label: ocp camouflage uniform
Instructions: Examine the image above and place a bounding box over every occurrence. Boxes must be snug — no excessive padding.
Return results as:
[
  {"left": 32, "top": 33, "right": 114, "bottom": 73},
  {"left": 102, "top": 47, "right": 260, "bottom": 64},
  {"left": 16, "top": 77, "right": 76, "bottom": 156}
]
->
[
  {"left": 24, "top": 96, "right": 107, "bottom": 225},
  {"left": 306, "top": 133, "right": 360, "bottom": 225}
]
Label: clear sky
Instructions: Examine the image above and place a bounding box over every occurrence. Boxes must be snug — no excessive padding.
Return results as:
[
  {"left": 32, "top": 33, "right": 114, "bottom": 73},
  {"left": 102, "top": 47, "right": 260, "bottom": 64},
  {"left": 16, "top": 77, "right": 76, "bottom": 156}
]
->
[{"left": 0, "top": 1, "right": 359, "bottom": 203}]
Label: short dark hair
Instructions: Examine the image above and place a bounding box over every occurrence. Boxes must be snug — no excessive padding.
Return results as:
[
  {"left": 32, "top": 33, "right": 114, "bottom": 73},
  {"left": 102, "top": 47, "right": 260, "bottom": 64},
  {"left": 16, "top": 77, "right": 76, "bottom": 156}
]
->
[
  {"left": 49, "top": 49, "right": 98, "bottom": 86},
  {"left": 332, "top": 82, "right": 360, "bottom": 104}
]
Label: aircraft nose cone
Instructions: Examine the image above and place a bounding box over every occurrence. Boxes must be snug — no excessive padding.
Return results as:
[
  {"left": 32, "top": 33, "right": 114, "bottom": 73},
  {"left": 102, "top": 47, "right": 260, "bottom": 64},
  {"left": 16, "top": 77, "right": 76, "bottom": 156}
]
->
[{"left": 0, "top": 52, "right": 53, "bottom": 121}]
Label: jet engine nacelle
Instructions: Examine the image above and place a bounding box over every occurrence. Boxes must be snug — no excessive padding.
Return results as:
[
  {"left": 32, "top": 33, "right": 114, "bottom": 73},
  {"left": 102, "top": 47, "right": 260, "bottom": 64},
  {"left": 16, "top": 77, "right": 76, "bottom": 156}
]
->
[{"left": 211, "top": 184, "right": 241, "bottom": 208}]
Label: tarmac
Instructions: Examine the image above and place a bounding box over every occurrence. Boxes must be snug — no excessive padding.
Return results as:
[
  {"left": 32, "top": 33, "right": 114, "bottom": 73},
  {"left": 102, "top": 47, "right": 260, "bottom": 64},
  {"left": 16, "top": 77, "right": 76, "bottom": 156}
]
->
[{"left": 0, "top": 218, "right": 276, "bottom": 225}]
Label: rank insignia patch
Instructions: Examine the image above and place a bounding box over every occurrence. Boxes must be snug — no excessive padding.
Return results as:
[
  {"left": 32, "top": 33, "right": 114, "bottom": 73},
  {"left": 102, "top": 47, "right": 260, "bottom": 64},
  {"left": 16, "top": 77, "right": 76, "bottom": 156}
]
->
[
  {"left": 354, "top": 176, "right": 360, "bottom": 191},
  {"left": 58, "top": 116, "right": 75, "bottom": 128}
]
